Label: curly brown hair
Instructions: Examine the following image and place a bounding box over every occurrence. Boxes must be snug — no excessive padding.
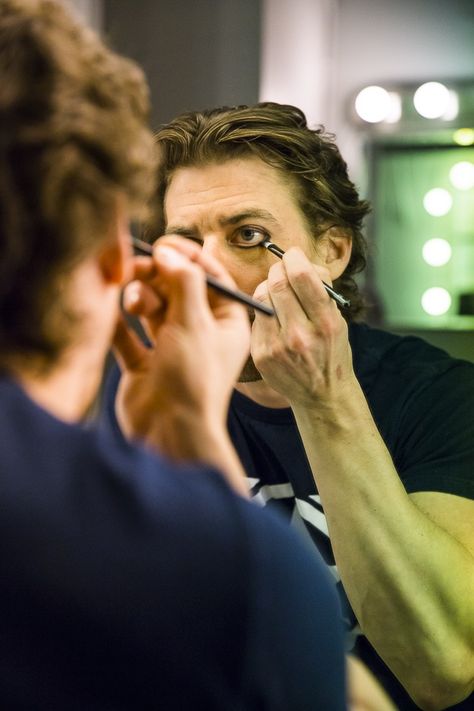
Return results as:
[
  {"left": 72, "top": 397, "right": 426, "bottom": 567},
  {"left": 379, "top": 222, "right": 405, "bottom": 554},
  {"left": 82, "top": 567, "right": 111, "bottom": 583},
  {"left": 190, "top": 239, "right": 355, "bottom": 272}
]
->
[
  {"left": 0, "top": 0, "right": 157, "bottom": 367},
  {"left": 151, "top": 102, "right": 370, "bottom": 319}
]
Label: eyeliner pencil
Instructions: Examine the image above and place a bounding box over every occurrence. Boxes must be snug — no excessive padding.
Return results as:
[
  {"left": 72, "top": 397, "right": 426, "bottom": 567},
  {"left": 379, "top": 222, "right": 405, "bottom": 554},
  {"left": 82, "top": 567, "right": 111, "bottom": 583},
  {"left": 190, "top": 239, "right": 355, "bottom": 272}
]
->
[
  {"left": 261, "top": 239, "right": 351, "bottom": 309},
  {"left": 131, "top": 237, "right": 275, "bottom": 317}
]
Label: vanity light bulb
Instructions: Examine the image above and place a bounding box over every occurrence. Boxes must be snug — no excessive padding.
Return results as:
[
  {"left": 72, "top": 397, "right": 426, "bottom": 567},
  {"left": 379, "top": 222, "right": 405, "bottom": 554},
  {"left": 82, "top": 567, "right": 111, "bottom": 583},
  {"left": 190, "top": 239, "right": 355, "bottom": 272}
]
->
[
  {"left": 414, "top": 82, "right": 457, "bottom": 120},
  {"left": 421, "top": 287, "right": 452, "bottom": 316},
  {"left": 453, "top": 128, "right": 474, "bottom": 146},
  {"left": 422, "top": 238, "right": 452, "bottom": 267},
  {"left": 449, "top": 161, "right": 474, "bottom": 190},
  {"left": 355, "top": 86, "right": 392, "bottom": 123},
  {"left": 423, "top": 188, "right": 453, "bottom": 217}
]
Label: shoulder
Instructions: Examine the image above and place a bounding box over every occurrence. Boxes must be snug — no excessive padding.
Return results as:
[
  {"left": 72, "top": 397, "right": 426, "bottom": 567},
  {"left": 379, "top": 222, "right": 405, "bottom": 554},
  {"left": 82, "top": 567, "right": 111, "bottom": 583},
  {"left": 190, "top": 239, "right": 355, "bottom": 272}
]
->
[{"left": 350, "top": 321, "right": 474, "bottom": 393}]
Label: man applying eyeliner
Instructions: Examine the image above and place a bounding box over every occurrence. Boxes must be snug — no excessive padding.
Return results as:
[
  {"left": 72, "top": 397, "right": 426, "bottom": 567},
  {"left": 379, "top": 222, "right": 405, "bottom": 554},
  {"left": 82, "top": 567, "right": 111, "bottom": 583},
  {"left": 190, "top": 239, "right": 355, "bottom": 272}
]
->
[{"left": 106, "top": 103, "right": 474, "bottom": 710}]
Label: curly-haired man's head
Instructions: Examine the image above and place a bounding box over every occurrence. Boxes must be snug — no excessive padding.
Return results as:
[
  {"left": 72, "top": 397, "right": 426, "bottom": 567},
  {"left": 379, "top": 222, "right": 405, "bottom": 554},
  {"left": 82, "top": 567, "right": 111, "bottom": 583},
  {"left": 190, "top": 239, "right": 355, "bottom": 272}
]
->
[{"left": 0, "top": 0, "right": 156, "bottom": 368}]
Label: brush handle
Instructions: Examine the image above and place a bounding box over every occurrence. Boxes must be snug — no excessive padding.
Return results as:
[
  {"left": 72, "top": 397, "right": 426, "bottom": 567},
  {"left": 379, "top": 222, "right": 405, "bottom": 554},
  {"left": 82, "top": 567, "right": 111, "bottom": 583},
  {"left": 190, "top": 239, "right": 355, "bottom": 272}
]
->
[{"left": 131, "top": 237, "right": 275, "bottom": 317}]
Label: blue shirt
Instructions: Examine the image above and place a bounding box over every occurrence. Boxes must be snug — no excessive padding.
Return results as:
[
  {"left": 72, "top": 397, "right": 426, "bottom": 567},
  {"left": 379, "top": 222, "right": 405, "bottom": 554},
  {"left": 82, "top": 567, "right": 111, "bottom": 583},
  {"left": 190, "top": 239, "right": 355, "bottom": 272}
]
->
[{"left": 0, "top": 376, "right": 346, "bottom": 710}]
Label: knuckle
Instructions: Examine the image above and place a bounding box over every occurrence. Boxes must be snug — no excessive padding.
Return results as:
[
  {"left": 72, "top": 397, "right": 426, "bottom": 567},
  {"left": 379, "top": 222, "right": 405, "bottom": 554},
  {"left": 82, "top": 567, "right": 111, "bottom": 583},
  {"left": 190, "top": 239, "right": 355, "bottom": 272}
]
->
[
  {"left": 291, "top": 266, "right": 312, "bottom": 286},
  {"left": 285, "top": 328, "right": 310, "bottom": 355}
]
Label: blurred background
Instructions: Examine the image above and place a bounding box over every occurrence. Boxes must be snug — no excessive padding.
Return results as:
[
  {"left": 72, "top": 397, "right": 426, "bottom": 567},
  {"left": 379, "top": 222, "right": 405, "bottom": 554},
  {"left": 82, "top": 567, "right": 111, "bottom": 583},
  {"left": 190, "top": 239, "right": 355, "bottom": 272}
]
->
[{"left": 67, "top": 0, "right": 474, "bottom": 361}]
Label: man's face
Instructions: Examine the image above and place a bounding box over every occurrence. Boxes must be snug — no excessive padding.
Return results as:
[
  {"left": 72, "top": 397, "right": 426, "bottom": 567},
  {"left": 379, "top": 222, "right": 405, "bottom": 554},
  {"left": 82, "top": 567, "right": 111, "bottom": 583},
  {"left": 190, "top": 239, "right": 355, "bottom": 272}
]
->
[
  {"left": 163, "top": 155, "right": 323, "bottom": 287},
  {"left": 163, "top": 156, "right": 322, "bottom": 381}
]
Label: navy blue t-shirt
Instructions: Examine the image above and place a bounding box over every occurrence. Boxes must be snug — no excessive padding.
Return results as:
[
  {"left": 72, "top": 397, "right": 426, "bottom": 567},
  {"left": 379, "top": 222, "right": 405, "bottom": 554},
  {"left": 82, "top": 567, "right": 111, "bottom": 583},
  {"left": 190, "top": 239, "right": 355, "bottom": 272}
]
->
[{"left": 0, "top": 376, "right": 346, "bottom": 710}]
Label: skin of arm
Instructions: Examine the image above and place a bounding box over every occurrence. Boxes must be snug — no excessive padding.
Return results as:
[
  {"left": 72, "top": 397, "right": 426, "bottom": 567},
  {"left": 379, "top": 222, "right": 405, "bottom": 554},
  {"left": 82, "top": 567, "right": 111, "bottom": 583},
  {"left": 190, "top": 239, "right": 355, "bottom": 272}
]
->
[
  {"left": 346, "top": 655, "right": 397, "bottom": 711},
  {"left": 251, "top": 247, "right": 474, "bottom": 710},
  {"left": 113, "top": 236, "right": 251, "bottom": 497}
]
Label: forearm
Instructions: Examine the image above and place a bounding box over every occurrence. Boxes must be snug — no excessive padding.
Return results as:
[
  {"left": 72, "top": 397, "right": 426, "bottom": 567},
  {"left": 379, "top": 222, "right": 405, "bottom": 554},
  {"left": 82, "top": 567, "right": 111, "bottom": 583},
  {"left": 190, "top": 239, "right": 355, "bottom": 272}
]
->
[
  {"left": 346, "top": 655, "right": 396, "bottom": 711},
  {"left": 293, "top": 385, "right": 474, "bottom": 709}
]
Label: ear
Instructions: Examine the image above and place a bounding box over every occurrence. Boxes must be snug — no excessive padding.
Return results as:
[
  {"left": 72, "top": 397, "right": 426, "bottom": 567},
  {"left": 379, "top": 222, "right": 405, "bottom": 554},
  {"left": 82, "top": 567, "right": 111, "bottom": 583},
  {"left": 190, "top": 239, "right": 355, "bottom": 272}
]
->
[
  {"left": 98, "top": 202, "right": 133, "bottom": 285},
  {"left": 316, "top": 226, "right": 352, "bottom": 280}
]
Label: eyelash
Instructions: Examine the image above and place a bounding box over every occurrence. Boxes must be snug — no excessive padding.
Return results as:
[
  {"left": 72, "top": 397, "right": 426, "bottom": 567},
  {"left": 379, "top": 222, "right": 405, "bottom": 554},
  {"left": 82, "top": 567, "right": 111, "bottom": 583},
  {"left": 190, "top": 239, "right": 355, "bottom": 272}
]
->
[{"left": 230, "top": 225, "right": 270, "bottom": 248}]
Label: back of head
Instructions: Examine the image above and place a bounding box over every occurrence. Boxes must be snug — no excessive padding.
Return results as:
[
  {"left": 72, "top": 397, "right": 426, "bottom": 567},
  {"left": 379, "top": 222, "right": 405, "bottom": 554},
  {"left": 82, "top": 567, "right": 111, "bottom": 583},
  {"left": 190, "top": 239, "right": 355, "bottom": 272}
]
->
[
  {"left": 0, "top": 0, "right": 156, "bottom": 370},
  {"left": 153, "top": 102, "right": 371, "bottom": 318}
]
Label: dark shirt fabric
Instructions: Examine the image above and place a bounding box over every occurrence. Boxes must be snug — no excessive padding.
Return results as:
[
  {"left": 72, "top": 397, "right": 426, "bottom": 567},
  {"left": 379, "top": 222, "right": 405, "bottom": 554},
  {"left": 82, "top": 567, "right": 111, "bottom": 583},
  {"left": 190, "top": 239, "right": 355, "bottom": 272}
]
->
[
  {"left": 226, "top": 323, "right": 474, "bottom": 710},
  {"left": 103, "top": 322, "right": 474, "bottom": 710},
  {"left": 0, "top": 376, "right": 347, "bottom": 711}
]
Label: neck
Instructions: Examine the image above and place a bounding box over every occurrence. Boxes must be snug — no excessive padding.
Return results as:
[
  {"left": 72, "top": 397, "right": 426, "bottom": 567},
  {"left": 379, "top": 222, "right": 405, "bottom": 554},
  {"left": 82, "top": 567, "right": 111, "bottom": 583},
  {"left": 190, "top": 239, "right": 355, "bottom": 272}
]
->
[
  {"left": 235, "top": 380, "right": 290, "bottom": 408},
  {"left": 17, "top": 345, "right": 106, "bottom": 423}
]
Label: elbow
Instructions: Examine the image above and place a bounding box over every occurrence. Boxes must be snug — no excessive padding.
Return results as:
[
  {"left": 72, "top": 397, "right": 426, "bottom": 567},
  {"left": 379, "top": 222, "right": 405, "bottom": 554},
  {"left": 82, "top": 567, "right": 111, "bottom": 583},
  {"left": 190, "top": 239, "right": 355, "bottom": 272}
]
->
[{"left": 406, "top": 657, "right": 474, "bottom": 711}]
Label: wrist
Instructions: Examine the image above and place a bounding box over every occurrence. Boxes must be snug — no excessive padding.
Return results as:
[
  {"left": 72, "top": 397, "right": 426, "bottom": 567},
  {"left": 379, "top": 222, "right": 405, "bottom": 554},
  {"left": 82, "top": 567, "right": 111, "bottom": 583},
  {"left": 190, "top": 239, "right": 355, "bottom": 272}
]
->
[
  {"left": 143, "top": 406, "right": 248, "bottom": 497},
  {"left": 292, "top": 377, "right": 372, "bottom": 434}
]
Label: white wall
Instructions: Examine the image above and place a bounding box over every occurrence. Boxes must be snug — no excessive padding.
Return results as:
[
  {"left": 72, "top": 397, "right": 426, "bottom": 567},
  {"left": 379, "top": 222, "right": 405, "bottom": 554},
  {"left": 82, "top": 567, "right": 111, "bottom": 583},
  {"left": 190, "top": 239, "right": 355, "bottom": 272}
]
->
[
  {"left": 260, "top": 0, "right": 337, "bottom": 129},
  {"left": 260, "top": 0, "right": 474, "bottom": 188}
]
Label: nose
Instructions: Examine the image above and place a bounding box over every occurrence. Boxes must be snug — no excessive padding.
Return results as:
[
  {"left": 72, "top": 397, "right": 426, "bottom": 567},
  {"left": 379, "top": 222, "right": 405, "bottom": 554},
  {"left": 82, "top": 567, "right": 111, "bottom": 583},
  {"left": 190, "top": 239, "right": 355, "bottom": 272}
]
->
[
  {"left": 200, "top": 235, "right": 224, "bottom": 260},
  {"left": 200, "top": 235, "right": 241, "bottom": 287}
]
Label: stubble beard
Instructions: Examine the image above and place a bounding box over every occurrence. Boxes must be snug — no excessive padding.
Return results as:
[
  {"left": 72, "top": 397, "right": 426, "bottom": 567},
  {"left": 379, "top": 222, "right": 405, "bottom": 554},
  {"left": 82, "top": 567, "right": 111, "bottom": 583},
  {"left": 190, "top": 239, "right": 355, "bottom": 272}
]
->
[
  {"left": 238, "top": 308, "right": 263, "bottom": 383},
  {"left": 239, "top": 354, "right": 262, "bottom": 383}
]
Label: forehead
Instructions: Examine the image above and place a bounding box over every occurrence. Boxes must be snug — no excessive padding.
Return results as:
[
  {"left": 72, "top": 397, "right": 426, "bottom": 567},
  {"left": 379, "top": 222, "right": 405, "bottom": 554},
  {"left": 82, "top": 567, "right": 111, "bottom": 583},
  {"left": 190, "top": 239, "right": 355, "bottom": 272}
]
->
[{"left": 164, "top": 156, "right": 302, "bottom": 225}]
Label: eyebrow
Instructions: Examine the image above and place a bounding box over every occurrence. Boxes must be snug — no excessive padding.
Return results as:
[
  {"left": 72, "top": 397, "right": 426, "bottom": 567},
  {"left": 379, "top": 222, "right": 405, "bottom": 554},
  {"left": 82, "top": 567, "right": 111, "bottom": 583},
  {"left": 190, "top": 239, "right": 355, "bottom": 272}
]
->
[{"left": 165, "top": 209, "right": 279, "bottom": 236}]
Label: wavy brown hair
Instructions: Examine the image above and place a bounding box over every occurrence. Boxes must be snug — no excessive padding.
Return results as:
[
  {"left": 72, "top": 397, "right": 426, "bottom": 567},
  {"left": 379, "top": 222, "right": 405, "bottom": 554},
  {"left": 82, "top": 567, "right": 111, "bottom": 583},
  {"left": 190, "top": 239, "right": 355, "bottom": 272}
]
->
[
  {"left": 151, "top": 102, "right": 370, "bottom": 319},
  {"left": 0, "top": 0, "right": 156, "bottom": 367}
]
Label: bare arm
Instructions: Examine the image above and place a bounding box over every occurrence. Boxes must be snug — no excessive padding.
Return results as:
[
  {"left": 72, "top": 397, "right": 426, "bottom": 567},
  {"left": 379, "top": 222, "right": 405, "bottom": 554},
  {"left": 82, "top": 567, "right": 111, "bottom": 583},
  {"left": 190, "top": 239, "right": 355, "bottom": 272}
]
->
[
  {"left": 252, "top": 247, "right": 474, "bottom": 709},
  {"left": 347, "top": 656, "right": 396, "bottom": 711}
]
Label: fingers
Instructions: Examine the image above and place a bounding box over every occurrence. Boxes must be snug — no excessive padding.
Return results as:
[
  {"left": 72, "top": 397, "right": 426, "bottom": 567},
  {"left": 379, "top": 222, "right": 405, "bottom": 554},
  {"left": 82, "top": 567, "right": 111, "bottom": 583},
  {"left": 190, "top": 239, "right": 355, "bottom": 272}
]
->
[
  {"left": 122, "top": 280, "right": 164, "bottom": 316},
  {"left": 269, "top": 247, "right": 338, "bottom": 325},
  {"left": 122, "top": 280, "right": 165, "bottom": 344},
  {"left": 112, "top": 315, "right": 149, "bottom": 372},
  {"left": 127, "top": 235, "right": 245, "bottom": 332},
  {"left": 156, "top": 235, "right": 238, "bottom": 289},
  {"left": 154, "top": 235, "right": 246, "bottom": 320},
  {"left": 152, "top": 244, "right": 210, "bottom": 329},
  {"left": 125, "top": 236, "right": 212, "bottom": 335}
]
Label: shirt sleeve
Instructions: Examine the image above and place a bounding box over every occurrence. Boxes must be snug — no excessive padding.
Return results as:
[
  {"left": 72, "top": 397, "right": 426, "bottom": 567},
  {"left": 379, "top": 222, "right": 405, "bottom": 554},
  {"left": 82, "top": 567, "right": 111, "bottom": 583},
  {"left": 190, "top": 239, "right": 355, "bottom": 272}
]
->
[{"left": 395, "top": 360, "right": 474, "bottom": 498}]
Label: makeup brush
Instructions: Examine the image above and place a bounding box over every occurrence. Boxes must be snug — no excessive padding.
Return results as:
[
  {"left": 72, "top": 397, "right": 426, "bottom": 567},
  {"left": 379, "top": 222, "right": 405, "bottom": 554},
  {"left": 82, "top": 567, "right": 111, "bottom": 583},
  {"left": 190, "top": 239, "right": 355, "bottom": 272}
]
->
[
  {"left": 260, "top": 239, "right": 351, "bottom": 309},
  {"left": 131, "top": 237, "right": 275, "bottom": 317}
]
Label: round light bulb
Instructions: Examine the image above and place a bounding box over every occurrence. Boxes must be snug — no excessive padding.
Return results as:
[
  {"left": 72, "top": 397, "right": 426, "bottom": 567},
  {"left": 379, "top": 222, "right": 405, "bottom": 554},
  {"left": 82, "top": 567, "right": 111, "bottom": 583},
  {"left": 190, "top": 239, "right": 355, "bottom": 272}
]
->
[
  {"left": 355, "top": 86, "right": 392, "bottom": 123},
  {"left": 422, "top": 238, "right": 452, "bottom": 266},
  {"left": 413, "top": 82, "right": 452, "bottom": 119},
  {"left": 421, "top": 287, "right": 452, "bottom": 316},
  {"left": 423, "top": 188, "right": 453, "bottom": 216},
  {"left": 449, "top": 161, "right": 474, "bottom": 190},
  {"left": 453, "top": 128, "right": 474, "bottom": 146}
]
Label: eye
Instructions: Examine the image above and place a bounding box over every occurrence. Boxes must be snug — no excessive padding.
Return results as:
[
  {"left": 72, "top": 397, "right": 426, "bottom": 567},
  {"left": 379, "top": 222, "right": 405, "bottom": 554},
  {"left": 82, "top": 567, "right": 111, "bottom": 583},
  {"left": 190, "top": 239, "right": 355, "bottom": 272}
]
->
[{"left": 230, "top": 225, "right": 269, "bottom": 248}]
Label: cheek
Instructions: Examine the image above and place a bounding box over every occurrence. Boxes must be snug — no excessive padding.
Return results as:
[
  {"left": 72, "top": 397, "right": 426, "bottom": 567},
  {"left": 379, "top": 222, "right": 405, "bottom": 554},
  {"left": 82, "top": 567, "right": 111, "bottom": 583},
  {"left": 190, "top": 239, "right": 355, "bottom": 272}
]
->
[{"left": 226, "top": 261, "right": 269, "bottom": 295}]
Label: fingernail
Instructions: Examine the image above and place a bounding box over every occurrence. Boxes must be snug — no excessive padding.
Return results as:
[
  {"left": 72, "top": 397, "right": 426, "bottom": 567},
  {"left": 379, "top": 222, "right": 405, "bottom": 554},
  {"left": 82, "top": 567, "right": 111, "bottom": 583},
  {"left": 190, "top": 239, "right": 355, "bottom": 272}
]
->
[{"left": 124, "top": 283, "right": 140, "bottom": 308}]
